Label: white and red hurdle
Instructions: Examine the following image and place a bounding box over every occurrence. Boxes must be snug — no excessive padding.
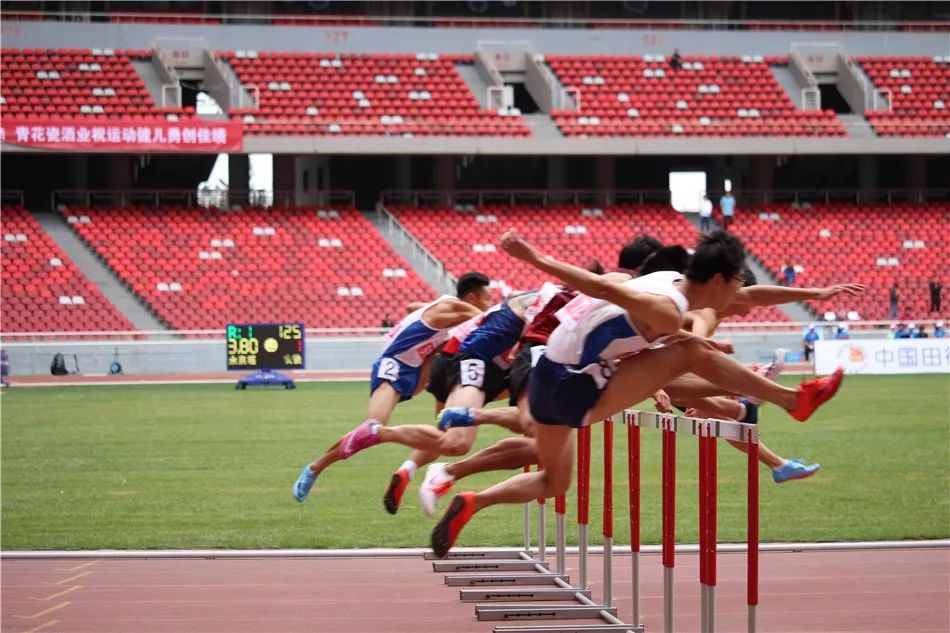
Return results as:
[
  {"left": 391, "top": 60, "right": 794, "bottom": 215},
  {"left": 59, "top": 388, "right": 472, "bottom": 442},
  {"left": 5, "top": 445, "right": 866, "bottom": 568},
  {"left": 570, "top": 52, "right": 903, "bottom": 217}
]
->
[{"left": 427, "top": 409, "right": 761, "bottom": 633}]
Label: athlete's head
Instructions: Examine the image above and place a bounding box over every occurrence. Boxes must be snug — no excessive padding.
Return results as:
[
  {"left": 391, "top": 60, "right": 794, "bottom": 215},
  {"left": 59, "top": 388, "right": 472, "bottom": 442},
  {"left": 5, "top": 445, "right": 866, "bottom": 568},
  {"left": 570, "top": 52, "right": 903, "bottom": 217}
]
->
[
  {"left": 684, "top": 231, "right": 747, "bottom": 311},
  {"left": 720, "top": 267, "right": 758, "bottom": 318},
  {"left": 618, "top": 234, "right": 663, "bottom": 271},
  {"left": 639, "top": 245, "right": 689, "bottom": 276},
  {"left": 456, "top": 271, "right": 492, "bottom": 310}
]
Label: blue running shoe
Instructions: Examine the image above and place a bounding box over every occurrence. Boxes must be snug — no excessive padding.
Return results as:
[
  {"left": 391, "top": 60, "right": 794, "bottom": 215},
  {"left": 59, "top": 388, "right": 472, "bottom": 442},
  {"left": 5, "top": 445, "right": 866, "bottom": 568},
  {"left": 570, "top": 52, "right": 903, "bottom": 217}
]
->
[
  {"left": 437, "top": 407, "right": 475, "bottom": 431},
  {"left": 293, "top": 464, "right": 317, "bottom": 502},
  {"left": 738, "top": 398, "right": 758, "bottom": 424},
  {"left": 773, "top": 459, "right": 820, "bottom": 484}
]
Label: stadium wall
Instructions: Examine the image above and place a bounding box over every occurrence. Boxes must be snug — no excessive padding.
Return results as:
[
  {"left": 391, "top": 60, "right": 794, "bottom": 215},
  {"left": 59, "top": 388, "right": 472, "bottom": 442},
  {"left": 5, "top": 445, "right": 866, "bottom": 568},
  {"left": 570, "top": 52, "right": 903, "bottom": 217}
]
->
[
  {"left": 4, "top": 21, "right": 948, "bottom": 57},
  {"left": 2, "top": 330, "right": 876, "bottom": 376}
]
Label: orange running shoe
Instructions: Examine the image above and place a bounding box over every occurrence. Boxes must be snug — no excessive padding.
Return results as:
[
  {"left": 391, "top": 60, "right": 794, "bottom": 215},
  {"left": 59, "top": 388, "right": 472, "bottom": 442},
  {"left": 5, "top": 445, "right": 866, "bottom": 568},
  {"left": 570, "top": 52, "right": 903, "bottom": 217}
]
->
[
  {"left": 789, "top": 367, "right": 844, "bottom": 422},
  {"left": 431, "top": 492, "right": 476, "bottom": 558},
  {"left": 383, "top": 469, "right": 410, "bottom": 515}
]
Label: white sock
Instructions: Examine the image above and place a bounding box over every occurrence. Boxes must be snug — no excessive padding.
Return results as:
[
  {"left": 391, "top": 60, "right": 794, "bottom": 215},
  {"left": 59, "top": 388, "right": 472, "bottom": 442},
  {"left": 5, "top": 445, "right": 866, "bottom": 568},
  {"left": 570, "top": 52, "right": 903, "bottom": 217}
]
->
[
  {"left": 367, "top": 419, "right": 382, "bottom": 435},
  {"left": 400, "top": 459, "right": 418, "bottom": 479}
]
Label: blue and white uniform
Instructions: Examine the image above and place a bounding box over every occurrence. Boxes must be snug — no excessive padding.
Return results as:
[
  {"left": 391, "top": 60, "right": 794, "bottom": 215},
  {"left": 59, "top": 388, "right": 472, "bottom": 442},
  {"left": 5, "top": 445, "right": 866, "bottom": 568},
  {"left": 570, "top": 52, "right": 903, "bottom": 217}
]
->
[
  {"left": 371, "top": 295, "right": 455, "bottom": 401},
  {"left": 529, "top": 271, "right": 689, "bottom": 428}
]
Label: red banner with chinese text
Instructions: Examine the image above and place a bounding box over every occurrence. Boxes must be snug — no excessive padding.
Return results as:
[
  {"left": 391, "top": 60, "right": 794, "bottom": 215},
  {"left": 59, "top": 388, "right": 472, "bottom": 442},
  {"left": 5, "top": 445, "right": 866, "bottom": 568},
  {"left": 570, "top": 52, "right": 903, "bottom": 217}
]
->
[{"left": 0, "top": 118, "right": 243, "bottom": 151}]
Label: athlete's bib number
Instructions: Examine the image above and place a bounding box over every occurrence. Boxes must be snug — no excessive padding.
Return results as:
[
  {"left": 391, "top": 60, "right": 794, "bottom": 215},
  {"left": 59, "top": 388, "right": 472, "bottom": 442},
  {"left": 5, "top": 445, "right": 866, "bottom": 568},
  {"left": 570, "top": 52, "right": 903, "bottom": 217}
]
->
[
  {"left": 529, "top": 345, "right": 547, "bottom": 368},
  {"left": 460, "top": 359, "right": 486, "bottom": 388},
  {"left": 377, "top": 358, "right": 400, "bottom": 382}
]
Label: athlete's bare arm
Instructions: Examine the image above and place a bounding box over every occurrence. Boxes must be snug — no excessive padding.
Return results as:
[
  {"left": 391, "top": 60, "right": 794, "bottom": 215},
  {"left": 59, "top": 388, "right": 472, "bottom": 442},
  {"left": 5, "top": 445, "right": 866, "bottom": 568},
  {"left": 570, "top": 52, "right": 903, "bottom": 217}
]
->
[
  {"left": 500, "top": 230, "right": 682, "bottom": 336},
  {"left": 421, "top": 298, "right": 483, "bottom": 330},
  {"left": 732, "top": 283, "right": 866, "bottom": 306}
]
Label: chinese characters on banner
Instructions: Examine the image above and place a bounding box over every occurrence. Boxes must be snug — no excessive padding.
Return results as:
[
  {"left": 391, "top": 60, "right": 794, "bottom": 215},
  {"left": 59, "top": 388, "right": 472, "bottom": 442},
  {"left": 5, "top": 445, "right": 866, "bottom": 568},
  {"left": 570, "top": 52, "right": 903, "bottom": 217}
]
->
[
  {"left": 0, "top": 119, "right": 243, "bottom": 151},
  {"left": 815, "top": 339, "right": 950, "bottom": 375}
]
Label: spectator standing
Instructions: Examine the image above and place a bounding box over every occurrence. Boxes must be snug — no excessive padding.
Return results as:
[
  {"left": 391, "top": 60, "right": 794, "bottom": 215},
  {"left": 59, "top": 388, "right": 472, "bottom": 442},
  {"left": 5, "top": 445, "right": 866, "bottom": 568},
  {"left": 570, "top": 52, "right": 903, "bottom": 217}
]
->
[
  {"left": 900, "top": 305, "right": 912, "bottom": 322},
  {"left": 670, "top": 49, "right": 682, "bottom": 71},
  {"left": 699, "top": 194, "right": 713, "bottom": 233},
  {"left": 381, "top": 315, "right": 394, "bottom": 328},
  {"left": 720, "top": 191, "right": 736, "bottom": 230},
  {"left": 782, "top": 261, "right": 796, "bottom": 287},
  {"left": 934, "top": 321, "right": 947, "bottom": 338},
  {"left": 803, "top": 325, "right": 820, "bottom": 362},
  {"left": 888, "top": 283, "right": 899, "bottom": 319},
  {"left": 929, "top": 278, "right": 942, "bottom": 313}
]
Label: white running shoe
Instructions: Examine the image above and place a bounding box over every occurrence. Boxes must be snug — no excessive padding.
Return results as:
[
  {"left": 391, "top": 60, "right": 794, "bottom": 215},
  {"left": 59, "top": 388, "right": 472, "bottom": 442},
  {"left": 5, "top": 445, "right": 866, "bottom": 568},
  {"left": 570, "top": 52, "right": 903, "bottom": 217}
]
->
[
  {"left": 419, "top": 463, "right": 455, "bottom": 517},
  {"left": 747, "top": 349, "right": 787, "bottom": 405}
]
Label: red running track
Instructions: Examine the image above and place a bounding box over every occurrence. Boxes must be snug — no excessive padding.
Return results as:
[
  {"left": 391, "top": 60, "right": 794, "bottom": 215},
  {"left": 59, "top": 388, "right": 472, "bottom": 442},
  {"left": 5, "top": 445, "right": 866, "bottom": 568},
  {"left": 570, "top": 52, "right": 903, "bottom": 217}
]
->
[{"left": 2, "top": 547, "right": 947, "bottom": 633}]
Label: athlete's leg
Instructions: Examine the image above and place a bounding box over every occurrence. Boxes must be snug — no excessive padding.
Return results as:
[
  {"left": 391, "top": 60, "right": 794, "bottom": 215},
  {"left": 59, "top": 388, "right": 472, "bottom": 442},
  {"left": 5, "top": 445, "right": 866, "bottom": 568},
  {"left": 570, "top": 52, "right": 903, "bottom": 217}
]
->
[
  {"left": 589, "top": 338, "right": 829, "bottom": 423},
  {"left": 431, "top": 422, "right": 575, "bottom": 557},
  {"left": 293, "top": 381, "right": 403, "bottom": 503},
  {"left": 375, "top": 385, "right": 485, "bottom": 456}
]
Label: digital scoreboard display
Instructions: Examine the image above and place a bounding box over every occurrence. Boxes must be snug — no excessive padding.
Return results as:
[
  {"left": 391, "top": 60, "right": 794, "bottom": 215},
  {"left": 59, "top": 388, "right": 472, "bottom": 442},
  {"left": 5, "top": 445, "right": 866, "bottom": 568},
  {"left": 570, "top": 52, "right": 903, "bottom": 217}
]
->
[{"left": 226, "top": 323, "right": 305, "bottom": 371}]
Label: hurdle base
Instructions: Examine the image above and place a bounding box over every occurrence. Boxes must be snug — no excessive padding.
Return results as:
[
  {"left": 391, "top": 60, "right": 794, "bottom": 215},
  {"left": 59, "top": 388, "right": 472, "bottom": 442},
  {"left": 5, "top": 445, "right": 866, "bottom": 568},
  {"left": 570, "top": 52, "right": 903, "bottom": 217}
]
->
[
  {"left": 494, "top": 624, "right": 643, "bottom": 633},
  {"left": 424, "top": 549, "right": 532, "bottom": 560},
  {"left": 444, "top": 572, "right": 569, "bottom": 587},
  {"left": 433, "top": 559, "right": 548, "bottom": 573},
  {"left": 461, "top": 587, "right": 591, "bottom": 602},
  {"left": 476, "top": 604, "right": 618, "bottom": 621}
]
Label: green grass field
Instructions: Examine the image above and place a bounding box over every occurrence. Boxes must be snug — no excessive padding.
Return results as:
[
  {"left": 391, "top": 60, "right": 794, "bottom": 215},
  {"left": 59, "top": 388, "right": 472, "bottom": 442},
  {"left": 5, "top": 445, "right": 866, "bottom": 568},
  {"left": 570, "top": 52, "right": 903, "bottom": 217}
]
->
[{"left": 1, "top": 375, "right": 948, "bottom": 550}]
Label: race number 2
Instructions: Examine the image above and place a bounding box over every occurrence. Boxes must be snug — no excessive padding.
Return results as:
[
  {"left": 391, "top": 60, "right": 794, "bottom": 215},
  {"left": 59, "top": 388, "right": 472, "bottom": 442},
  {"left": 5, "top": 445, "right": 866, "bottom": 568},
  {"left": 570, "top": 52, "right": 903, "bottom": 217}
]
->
[
  {"left": 459, "top": 358, "right": 486, "bottom": 388},
  {"left": 377, "top": 357, "right": 400, "bottom": 382}
]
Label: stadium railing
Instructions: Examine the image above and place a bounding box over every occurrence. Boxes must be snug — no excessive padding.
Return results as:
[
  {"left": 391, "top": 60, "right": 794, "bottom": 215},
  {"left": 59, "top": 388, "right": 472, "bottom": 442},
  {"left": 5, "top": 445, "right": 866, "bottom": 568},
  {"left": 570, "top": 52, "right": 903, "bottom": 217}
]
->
[
  {"left": 49, "top": 189, "right": 356, "bottom": 209},
  {"left": 5, "top": 10, "right": 950, "bottom": 32}
]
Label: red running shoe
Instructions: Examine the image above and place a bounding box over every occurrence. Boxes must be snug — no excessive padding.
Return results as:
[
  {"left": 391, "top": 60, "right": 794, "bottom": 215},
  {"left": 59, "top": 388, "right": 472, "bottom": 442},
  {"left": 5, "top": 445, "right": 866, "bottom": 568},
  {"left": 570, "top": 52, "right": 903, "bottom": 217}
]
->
[
  {"left": 383, "top": 469, "right": 410, "bottom": 515},
  {"left": 431, "top": 492, "right": 476, "bottom": 559},
  {"left": 789, "top": 367, "right": 844, "bottom": 422}
]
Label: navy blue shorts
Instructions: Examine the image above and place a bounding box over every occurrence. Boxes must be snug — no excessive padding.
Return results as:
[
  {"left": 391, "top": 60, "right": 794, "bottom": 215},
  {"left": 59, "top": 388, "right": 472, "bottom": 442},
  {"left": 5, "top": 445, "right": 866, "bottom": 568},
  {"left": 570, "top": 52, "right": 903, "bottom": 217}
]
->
[
  {"left": 370, "top": 356, "right": 422, "bottom": 402},
  {"left": 528, "top": 355, "right": 604, "bottom": 429}
]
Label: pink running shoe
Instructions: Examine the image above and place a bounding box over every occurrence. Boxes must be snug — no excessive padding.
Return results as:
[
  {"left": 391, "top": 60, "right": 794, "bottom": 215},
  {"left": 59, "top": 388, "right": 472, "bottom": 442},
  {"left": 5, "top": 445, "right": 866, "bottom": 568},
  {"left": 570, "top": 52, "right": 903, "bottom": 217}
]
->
[{"left": 339, "top": 420, "right": 382, "bottom": 459}]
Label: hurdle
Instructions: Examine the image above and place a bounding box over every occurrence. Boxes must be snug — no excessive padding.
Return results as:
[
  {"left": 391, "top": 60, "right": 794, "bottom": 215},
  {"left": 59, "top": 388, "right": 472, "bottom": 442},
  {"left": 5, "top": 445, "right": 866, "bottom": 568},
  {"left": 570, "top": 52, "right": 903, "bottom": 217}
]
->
[{"left": 429, "top": 409, "right": 760, "bottom": 633}]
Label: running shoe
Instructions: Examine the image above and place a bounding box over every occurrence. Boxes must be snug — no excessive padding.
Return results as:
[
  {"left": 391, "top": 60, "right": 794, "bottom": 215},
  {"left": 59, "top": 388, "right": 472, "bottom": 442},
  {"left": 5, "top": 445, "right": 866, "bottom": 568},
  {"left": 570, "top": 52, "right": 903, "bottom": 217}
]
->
[
  {"left": 747, "top": 350, "right": 788, "bottom": 405},
  {"left": 339, "top": 420, "right": 381, "bottom": 459},
  {"left": 437, "top": 407, "right": 475, "bottom": 431},
  {"left": 431, "top": 492, "right": 476, "bottom": 559},
  {"left": 789, "top": 367, "right": 844, "bottom": 422},
  {"left": 292, "top": 464, "right": 317, "bottom": 503},
  {"left": 773, "top": 459, "right": 821, "bottom": 484},
  {"left": 383, "top": 469, "right": 410, "bottom": 515},
  {"left": 420, "top": 463, "right": 455, "bottom": 517}
]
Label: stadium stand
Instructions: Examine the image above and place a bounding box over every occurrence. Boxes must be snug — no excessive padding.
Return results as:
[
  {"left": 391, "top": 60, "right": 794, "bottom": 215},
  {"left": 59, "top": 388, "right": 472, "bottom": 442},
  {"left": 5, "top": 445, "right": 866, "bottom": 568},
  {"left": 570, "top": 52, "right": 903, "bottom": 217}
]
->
[
  {"left": 859, "top": 56, "right": 950, "bottom": 137},
  {"left": 61, "top": 205, "right": 432, "bottom": 330},
  {"left": 224, "top": 52, "right": 531, "bottom": 137},
  {"left": 0, "top": 205, "right": 135, "bottom": 333},
  {"left": 546, "top": 55, "right": 847, "bottom": 137},
  {"left": 730, "top": 202, "right": 950, "bottom": 320},
  {"left": 0, "top": 48, "right": 191, "bottom": 120},
  {"left": 388, "top": 201, "right": 787, "bottom": 322}
]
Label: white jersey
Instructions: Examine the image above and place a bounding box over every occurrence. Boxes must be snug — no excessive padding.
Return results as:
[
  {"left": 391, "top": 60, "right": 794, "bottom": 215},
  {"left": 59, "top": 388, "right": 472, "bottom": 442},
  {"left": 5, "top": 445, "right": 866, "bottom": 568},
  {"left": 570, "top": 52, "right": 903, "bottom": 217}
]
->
[
  {"left": 381, "top": 295, "right": 455, "bottom": 367},
  {"left": 546, "top": 271, "right": 689, "bottom": 367}
]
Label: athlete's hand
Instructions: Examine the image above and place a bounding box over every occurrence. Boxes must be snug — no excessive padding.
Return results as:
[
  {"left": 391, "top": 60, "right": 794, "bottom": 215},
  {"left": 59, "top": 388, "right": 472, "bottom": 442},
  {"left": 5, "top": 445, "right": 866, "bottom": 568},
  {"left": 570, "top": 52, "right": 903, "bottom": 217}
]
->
[
  {"left": 814, "top": 283, "right": 866, "bottom": 300},
  {"left": 652, "top": 389, "right": 673, "bottom": 413},
  {"left": 500, "top": 229, "right": 541, "bottom": 264},
  {"left": 709, "top": 339, "right": 734, "bottom": 354}
]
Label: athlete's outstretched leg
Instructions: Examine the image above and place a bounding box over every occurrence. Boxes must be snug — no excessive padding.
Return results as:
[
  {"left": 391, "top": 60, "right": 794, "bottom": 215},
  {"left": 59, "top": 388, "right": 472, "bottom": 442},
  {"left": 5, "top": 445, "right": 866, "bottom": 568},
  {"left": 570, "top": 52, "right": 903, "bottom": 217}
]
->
[{"left": 431, "top": 422, "right": 574, "bottom": 557}]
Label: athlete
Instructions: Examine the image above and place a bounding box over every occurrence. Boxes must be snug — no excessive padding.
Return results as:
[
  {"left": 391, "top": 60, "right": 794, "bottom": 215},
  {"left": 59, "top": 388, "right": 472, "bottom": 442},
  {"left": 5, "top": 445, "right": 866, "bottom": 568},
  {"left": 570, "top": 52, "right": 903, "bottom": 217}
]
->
[
  {"left": 292, "top": 272, "right": 492, "bottom": 502},
  {"left": 430, "top": 230, "right": 845, "bottom": 557}
]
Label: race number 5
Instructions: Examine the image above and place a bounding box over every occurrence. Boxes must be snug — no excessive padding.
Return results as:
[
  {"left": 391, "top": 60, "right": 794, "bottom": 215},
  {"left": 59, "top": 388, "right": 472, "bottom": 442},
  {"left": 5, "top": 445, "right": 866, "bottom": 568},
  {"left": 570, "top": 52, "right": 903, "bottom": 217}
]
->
[
  {"left": 377, "top": 357, "right": 399, "bottom": 382},
  {"left": 459, "top": 358, "right": 486, "bottom": 388}
]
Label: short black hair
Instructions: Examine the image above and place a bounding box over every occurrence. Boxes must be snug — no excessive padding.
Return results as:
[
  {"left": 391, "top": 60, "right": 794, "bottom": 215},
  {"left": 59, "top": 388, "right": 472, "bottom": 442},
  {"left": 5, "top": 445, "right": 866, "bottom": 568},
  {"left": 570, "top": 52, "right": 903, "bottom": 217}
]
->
[
  {"left": 639, "top": 245, "right": 689, "bottom": 276},
  {"left": 685, "top": 231, "right": 746, "bottom": 283},
  {"left": 618, "top": 234, "right": 663, "bottom": 270},
  {"left": 456, "top": 271, "right": 490, "bottom": 298},
  {"left": 741, "top": 266, "right": 757, "bottom": 287}
]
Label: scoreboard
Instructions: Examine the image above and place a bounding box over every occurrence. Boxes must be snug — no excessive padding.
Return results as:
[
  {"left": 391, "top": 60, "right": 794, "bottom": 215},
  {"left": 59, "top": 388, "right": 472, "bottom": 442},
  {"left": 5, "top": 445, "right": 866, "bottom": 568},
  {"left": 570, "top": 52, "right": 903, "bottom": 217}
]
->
[{"left": 226, "top": 323, "right": 305, "bottom": 371}]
